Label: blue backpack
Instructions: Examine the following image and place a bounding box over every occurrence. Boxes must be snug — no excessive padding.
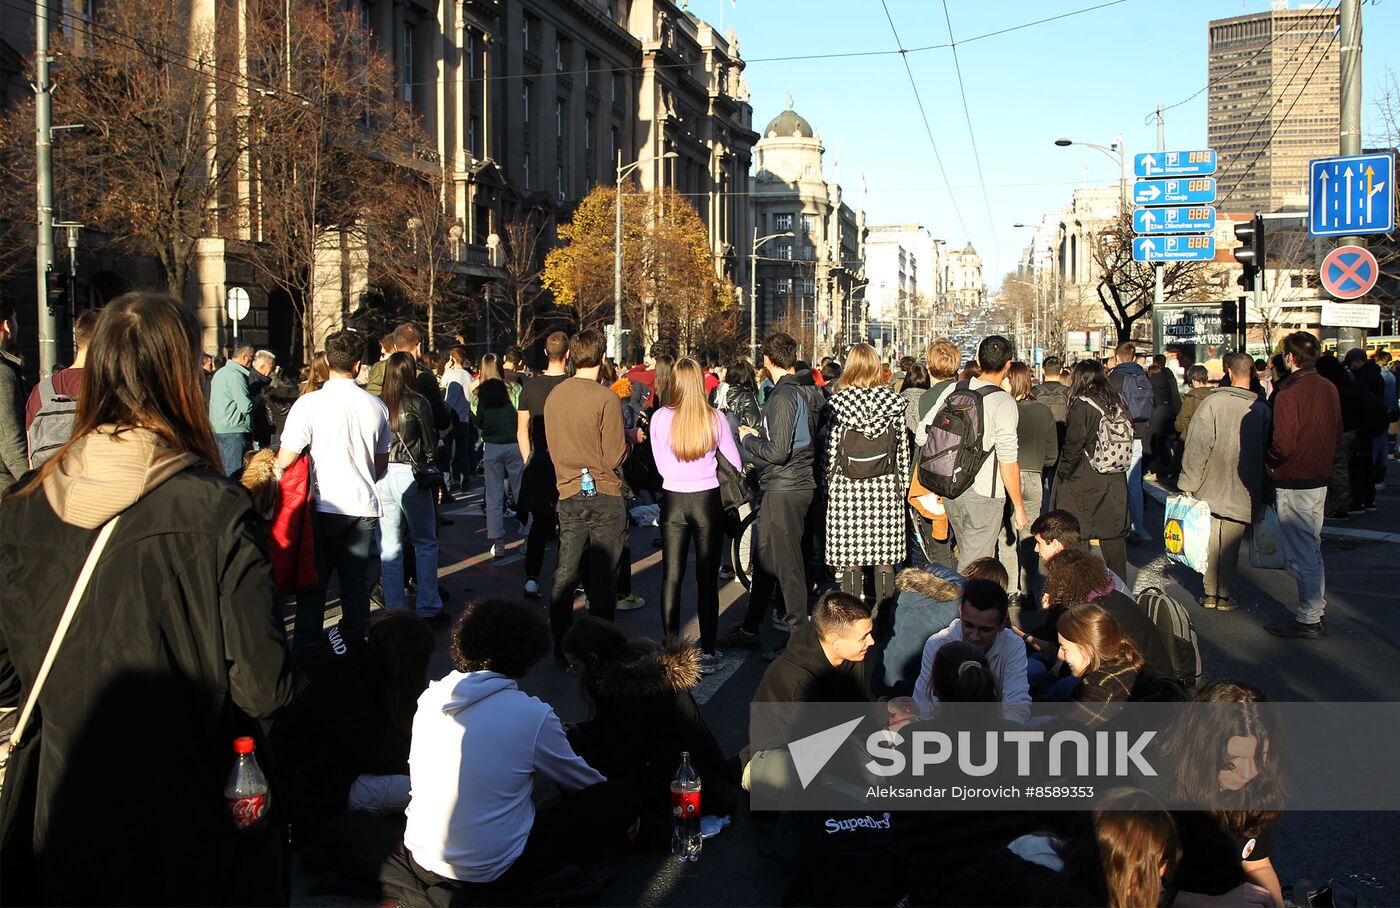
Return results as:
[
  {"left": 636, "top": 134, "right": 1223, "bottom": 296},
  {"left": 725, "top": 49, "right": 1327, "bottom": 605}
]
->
[{"left": 1116, "top": 370, "right": 1154, "bottom": 425}]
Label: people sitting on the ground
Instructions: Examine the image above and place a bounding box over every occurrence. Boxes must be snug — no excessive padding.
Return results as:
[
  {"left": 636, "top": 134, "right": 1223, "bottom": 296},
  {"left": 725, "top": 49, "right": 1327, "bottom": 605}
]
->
[
  {"left": 1029, "top": 509, "right": 1130, "bottom": 594},
  {"left": 961, "top": 556, "right": 1009, "bottom": 590},
  {"left": 1157, "top": 681, "right": 1285, "bottom": 907},
  {"left": 271, "top": 613, "right": 434, "bottom": 897},
  {"left": 1053, "top": 603, "right": 1147, "bottom": 724},
  {"left": 871, "top": 562, "right": 964, "bottom": 698},
  {"left": 741, "top": 592, "right": 873, "bottom": 793},
  {"left": 907, "top": 579, "right": 1031, "bottom": 724},
  {"left": 386, "top": 598, "right": 640, "bottom": 903},
  {"left": 954, "top": 788, "right": 1181, "bottom": 908},
  {"left": 561, "top": 617, "right": 738, "bottom": 848},
  {"left": 1027, "top": 546, "right": 1173, "bottom": 683},
  {"left": 891, "top": 640, "right": 1050, "bottom": 907}
]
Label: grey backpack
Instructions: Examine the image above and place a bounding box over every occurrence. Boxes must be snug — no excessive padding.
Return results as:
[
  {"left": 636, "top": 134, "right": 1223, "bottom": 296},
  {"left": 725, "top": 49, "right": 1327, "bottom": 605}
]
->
[
  {"left": 27, "top": 377, "right": 78, "bottom": 468},
  {"left": 1082, "top": 397, "right": 1133, "bottom": 474}
]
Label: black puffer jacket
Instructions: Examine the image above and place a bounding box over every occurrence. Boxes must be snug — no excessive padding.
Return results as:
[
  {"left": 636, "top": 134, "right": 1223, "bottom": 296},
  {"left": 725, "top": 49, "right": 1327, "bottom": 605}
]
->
[
  {"left": 743, "top": 373, "right": 825, "bottom": 492},
  {"left": 569, "top": 639, "right": 737, "bottom": 847}
]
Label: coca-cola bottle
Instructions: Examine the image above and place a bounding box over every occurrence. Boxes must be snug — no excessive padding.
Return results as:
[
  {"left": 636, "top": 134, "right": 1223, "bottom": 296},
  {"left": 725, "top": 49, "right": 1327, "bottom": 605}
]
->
[
  {"left": 225, "top": 736, "right": 270, "bottom": 830},
  {"left": 670, "top": 751, "right": 702, "bottom": 862}
]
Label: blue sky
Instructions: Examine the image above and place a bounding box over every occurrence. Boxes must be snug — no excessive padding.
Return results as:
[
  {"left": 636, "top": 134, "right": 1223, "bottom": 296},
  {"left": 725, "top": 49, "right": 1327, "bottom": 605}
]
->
[{"left": 692, "top": 0, "right": 1400, "bottom": 285}]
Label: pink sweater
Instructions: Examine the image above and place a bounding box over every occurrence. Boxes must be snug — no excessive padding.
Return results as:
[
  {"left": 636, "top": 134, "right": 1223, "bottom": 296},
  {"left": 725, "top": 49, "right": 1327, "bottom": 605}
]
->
[{"left": 648, "top": 407, "right": 742, "bottom": 493}]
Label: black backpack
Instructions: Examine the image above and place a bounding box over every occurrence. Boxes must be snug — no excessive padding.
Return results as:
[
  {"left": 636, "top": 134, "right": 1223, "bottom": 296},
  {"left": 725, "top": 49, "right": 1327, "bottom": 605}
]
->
[
  {"left": 836, "top": 422, "right": 898, "bottom": 480},
  {"left": 916, "top": 381, "right": 999, "bottom": 499},
  {"left": 1136, "top": 586, "right": 1202, "bottom": 689}
]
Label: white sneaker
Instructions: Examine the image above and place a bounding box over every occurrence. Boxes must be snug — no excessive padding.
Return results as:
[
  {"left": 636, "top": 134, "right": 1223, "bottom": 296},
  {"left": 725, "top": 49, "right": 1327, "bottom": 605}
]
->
[
  {"left": 487, "top": 542, "right": 502, "bottom": 558},
  {"left": 524, "top": 579, "right": 540, "bottom": 599},
  {"left": 616, "top": 594, "right": 647, "bottom": 611},
  {"left": 699, "top": 651, "right": 725, "bottom": 674}
]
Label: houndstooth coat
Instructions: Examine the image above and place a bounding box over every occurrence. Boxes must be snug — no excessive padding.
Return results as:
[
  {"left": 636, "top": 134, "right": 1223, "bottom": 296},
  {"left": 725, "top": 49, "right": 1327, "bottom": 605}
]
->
[{"left": 823, "top": 386, "right": 911, "bottom": 566}]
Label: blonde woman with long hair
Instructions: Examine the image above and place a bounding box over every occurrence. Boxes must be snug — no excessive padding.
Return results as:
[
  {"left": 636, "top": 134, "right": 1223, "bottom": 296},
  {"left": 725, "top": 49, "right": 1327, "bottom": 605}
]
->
[{"left": 649, "top": 356, "right": 742, "bottom": 670}]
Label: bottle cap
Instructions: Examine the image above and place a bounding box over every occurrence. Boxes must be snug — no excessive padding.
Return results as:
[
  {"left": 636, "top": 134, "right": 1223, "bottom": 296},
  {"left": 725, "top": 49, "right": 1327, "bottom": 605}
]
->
[{"left": 233, "top": 736, "right": 256, "bottom": 754}]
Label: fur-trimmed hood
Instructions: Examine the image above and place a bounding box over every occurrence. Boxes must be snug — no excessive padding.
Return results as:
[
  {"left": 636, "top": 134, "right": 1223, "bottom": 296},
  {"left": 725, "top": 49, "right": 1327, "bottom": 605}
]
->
[
  {"left": 595, "top": 638, "right": 702, "bottom": 700},
  {"left": 895, "top": 567, "right": 961, "bottom": 603}
]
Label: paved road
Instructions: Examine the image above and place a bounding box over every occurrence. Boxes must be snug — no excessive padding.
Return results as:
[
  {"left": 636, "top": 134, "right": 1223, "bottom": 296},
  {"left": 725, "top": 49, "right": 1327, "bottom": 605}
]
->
[{"left": 299, "top": 470, "right": 1400, "bottom": 906}]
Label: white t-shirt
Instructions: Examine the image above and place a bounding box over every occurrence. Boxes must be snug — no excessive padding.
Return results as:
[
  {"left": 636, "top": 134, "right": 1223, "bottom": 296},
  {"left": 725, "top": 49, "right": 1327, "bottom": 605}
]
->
[
  {"left": 912, "top": 617, "right": 1031, "bottom": 725},
  {"left": 442, "top": 367, "right": 473, "bottom": 423},
  {"left": 279, "top": 378, "right": 392, "bottom": 517}
]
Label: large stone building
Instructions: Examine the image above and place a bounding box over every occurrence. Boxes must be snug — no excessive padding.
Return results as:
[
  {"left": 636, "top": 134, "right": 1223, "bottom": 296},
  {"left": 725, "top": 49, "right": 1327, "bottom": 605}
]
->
[
  {"left": 864, "top": 224, "right": 943, "bottom": 357},
  {"left": 748, "top": 103, "right": 866, "bottom": 359},
  {"left": 2, "top": 0, "right": 757, "bottom": 362},
  {"left": 1208, "top": 2, "right": 1339, "bottom": 212}
]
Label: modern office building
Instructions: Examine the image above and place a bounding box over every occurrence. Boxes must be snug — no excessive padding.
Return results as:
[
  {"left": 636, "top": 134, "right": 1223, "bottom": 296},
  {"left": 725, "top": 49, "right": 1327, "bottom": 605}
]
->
[{"left": 1207, "top": 2, "right": 1340, "bottom": 212}]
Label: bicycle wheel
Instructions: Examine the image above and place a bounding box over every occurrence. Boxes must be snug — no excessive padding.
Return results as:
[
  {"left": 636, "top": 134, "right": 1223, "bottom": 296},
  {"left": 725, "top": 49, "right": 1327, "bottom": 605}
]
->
[{"left": 732, "top": 507, "right": 759, "bottom": 590}]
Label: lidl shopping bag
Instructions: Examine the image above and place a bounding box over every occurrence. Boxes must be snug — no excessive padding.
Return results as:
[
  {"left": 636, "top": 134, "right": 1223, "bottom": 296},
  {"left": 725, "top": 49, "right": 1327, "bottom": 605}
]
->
[
  {"left": 1248, "top": 504, "right": 1287, "bottom": 570},
  {"left": 1163, "top": 495, "right": 1210, "bottom": 575}
]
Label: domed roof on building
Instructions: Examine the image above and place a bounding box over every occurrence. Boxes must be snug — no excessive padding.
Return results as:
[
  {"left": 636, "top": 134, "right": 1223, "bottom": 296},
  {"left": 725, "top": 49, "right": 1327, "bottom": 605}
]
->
[
  {"left": 765, "top": 108, "right": 814, "bottom": 139},
  {"left": 962, "top": 242, "right": 977, "bottom": 255}
]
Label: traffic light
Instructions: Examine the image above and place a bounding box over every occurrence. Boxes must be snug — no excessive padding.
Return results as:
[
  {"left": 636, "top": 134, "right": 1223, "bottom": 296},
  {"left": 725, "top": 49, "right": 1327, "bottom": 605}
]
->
[
  {"left": 1220, "top": 298, "right": 1239, "bottom": 336},
  {"left": 1233, "top": 214, "right": 1266, "bottom": 292},
  {"left": 44, "top": 267, "right": 66, "bottom": 314}
]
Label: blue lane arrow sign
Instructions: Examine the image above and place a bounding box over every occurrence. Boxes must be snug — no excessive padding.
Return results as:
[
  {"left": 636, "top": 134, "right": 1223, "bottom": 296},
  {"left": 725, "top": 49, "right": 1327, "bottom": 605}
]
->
[
  {"left": 1133, "top": 235, "right": 1216, "bottom": 263},
  {"left": 1133, "top": 206, "right": 1217, "bottom": 235},
  {"left": 1134, "top": 178, "right": 1217, "bottom": 206},
  {"left": 1309, "top": 153, "right": 1394, "bottom": 237},
  {"left": 1134, "top": 149, "right": 1217, "bottom": 178}
]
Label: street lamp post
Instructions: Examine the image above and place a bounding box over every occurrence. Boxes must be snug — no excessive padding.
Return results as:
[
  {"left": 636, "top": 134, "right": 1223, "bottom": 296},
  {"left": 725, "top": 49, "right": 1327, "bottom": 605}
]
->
[
  {"left": 1054, "top": 135, "right": 1130, "bottom": 211},
  {"left": 750, "top": 229, "right": 793, "bottom": 361},
  {"left": 615, "top": 150, "right": 678, "bottom": 362}
]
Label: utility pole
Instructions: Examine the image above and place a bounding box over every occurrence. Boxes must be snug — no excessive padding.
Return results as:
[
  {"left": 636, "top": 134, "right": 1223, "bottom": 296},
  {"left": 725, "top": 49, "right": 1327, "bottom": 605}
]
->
[
  {"left": 1152, "top": 103, "right": 1165, "bottom": 324},
  {"left": 1337, "top": 0, "right": 1368, "bottom": 353},
  {"left": 749, "top": 226, "right": 758, "bottom": 361},
  {"left": 34, "top": 0, "right": 58, "bottom": 376}
]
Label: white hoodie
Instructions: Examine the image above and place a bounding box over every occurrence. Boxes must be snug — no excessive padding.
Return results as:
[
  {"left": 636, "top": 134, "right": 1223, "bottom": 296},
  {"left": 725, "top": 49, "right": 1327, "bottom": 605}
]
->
[{"left": 404, "top": 671, "right": 605, "bottom": 883}]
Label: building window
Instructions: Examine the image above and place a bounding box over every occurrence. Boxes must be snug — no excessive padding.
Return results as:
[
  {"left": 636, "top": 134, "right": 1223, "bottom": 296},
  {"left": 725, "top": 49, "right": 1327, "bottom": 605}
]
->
[
  {"left": 401, "top": 23, "right": 415, "bottom": 105},
  {"left": 557, "top": 165, "right": 565, "bottom": 200},
  {"left": 522, "top": 82, "right": 531, "bottom": 123},
  {"left": 801, "top": 213, "right": 815, "bottom": 235},
  {"left": 1290, "top": 273, "right": 1304, "bottom": 288},
  {"left": 776, "top": 278, "right": 792, "bottom": 295},
  {"left": 522, "top": 14, "right": 535, "bottom": 52},
  {"left": 775, "top": 243, "right": 792, "bottom": 261},
  {"left": 523, "top": 152, "right": 531, "bottom": 189},
  {"left": 468, "top": 116, "right": 478, "bottom": 157},
  {"left": 556, "top": 40, "right": 565, "bottom": 71},
  {"left": 611, "top": 126, "right": 620, "bottom": 167},
  {"left": 803, "top": 278, "right": 815, "bottom": 297},
  {"left": 774, "top": 213, "right": 792, "bottom": 231},
  {"left": 611, "top": 73, "right": 621, "bottom": 104},
  {"left": 467, "top": 31, "right": 476, "bottom": 79},
  {"left": 585, "top": 113, "right": 593, "bottom": 151},
  {"left": 556, "top": 99, "right": 564, "bottom": 137},
  {"left": 585, "top": 54, "right": 597, "bottom": 88}
]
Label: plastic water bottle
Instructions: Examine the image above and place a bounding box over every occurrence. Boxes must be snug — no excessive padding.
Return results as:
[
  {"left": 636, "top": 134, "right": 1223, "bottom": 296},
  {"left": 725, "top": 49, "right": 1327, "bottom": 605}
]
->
[
  {"left": 225, "top": 736, "right": 270, "bottom": 830},
  {"left": 579, "top": 467, "right": 597, "bottom": 498},
  {"left": 670, "top": 751, "right": 702, "bottom": 862}
]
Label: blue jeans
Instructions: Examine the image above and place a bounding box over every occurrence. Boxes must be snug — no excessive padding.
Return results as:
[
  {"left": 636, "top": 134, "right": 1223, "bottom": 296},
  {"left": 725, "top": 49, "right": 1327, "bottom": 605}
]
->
[
  {"left": 215, "top": 432, "right": 249, "bottom": 476},
  {"left": 376, "top": 463, "right": 442, "bottom": 616},
  {"left": 1276, "top": 486, "right": 1327, "bottom": 624},
  {"left": 294, "top": 511, "right": 378, "bottom": 653},
  {"left": 1127, "top": 438, "right": 1146, "bottom": 535}
]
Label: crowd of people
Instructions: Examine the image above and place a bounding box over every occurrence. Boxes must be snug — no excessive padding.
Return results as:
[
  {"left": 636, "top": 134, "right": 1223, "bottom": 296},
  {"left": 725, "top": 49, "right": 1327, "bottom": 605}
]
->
[{"left": 0, "top": 289, "right": 1386, "bottom": 906}]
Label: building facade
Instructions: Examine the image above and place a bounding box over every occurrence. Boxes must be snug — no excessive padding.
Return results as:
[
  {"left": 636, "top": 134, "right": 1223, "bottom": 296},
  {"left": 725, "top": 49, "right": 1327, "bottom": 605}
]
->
[
  {"left": 748, "top": 104, "right": 866, "bottom": 358},
  {"left": 864, "top": 224, "right": 944, "bottom": 357},
  {"left": 1208, "top": 3, "right": 1339, "bottom": 212}
]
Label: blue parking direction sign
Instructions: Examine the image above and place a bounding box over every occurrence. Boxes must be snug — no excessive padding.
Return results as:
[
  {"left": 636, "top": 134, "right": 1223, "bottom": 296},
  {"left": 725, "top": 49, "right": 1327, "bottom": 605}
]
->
[
  {"left": 1133, "top": 206, "right": 1216, "bottom": 235},
  {"left": 1134, "top": 150, "right": 1216, "bottom": 178},
  {"left": 1133, "top": 235, "right": 1216, "bottom": 263},
  {"left": 1133, "top": 178, "right": 1216, "bottom": 206},
  {"left": 1309, "top": 153, "right": 1394, "bottom": 237}
]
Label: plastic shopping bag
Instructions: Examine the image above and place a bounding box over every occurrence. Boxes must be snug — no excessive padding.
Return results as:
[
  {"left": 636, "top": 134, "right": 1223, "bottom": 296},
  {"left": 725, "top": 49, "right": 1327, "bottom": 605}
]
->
[
  {"left": 1248, "top": 504, "right": 1287, "bottom": 570},
  {"left": 1163, "top": 494, "right": 1210, "bottom": 575}
]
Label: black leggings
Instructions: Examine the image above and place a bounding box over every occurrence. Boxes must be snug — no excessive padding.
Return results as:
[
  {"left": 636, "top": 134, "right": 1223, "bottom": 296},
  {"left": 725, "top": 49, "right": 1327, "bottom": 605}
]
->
[
  {"left": 525, "top": 507, "right": 556, "bottom": 581},
  {"left": 660, "top": 488, "right": 723, "bottom": 653}
]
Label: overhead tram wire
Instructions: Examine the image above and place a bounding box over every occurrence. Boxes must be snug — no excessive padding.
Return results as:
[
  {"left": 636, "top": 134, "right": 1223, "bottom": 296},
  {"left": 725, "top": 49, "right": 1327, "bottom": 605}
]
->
[
  {"left": 940, "top": 0, "right": 1000, "bottom": 274},
  {"left": 878, "top": 0, "right": 971, "bottom": 242},
  {"left": 1147, "top": 0, "right": 1340, "bottom": 124}
]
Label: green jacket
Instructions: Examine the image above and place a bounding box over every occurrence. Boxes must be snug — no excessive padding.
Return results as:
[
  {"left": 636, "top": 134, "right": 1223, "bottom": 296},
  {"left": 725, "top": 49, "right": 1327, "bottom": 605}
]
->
[
  {"left": 1174, "top": 385, "right": 1215, "bottom": 436},
  {"left": 208, "top": 361, "right": 253, "bottom": 434}
]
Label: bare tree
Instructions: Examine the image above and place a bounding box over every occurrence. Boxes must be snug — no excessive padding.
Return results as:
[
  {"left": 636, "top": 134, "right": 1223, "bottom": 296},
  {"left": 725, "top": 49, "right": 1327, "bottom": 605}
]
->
[
  {"left": 1091, "top": 212, "right": 1217, "bottom": 343},
  {"left": 495, "top": 210, "right": 552, "bottom": 347},
  {"left": 366, "top": 165, "right": 467, "bottom": 348},
  {"left": 244, "top": 0, "right": 421, "bottom": 358}
]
